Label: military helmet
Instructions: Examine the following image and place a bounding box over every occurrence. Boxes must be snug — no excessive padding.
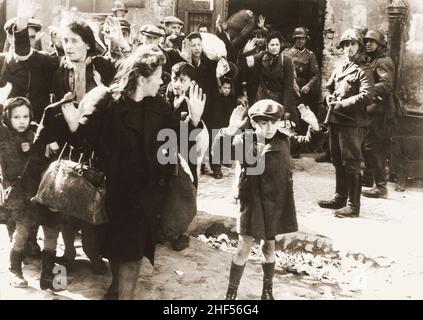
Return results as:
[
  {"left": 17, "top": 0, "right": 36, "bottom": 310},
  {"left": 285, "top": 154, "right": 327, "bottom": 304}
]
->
[
  {"left": 364, "top": 29, "right": 386, "bottom": 47},
  {"left": 292, "top": 27, "right": 310, "bottom": 39},
  {"left": 338, "top": 28, "right": 365, "bottom": 48}
]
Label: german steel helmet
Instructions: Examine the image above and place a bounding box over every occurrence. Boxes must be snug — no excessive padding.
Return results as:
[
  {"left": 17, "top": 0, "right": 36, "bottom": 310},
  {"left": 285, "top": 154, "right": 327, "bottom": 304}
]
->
[
  {"left": 292, "top": 27, "right": 310, "bottom": 39},
  {"left": 364, "top": 29, "right": 386, "bottom": 47},
  {"left": 339, "top": 28, "right": 364, "bottom": 48}
]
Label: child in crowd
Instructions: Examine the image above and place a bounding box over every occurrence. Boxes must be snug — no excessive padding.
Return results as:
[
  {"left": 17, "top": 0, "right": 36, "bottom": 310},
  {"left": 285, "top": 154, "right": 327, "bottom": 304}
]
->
[
  {"left": 166, "top": 61, "right": 208, "bottom": 251},
  {"left": 214, "top": 100, "right": 323, "bottom": 300},
  {"left": 0, "top": 97, "right": 38, "bottom": 288}
]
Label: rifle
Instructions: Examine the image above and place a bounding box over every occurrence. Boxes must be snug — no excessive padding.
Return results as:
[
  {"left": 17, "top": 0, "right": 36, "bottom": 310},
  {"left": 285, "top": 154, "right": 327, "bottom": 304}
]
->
[{"left": 323, "top": 96, "right": 336, "bottom": 125}]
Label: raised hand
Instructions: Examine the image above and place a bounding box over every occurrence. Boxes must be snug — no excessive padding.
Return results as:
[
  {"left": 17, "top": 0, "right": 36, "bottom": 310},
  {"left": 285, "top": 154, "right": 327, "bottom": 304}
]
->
[
  {"left": 178, "top": 39, "right": 192, "bottom": 63},
  {"left": 216, "top": 14, "right": 222, "bottom": 33},
  {"left": 103, "top": 17, "right": 131, "bottom": 52},
  {"left": 227, "top": 105, "right": 249, "bottom": 135},
  {"left": 258, "top": 15, "right": 266, "bottom": 28},
  {"left": 185, "top": 84, "right": 206, "bottom": 127},
  {"left": 243, "top": 38, "right": 257, "bottom": 54},
  {"left": 17, "top": 0, "right": 40, "bottom": 31},
  {"left": 298, "top": 104, "right": 319, "bottom": 131}
]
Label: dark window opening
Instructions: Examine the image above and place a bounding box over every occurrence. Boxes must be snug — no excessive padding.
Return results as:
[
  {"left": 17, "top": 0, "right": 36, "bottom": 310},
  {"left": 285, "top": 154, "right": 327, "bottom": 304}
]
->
[{"left": 187, "top": 12, "right": 213, "bottom": 34}]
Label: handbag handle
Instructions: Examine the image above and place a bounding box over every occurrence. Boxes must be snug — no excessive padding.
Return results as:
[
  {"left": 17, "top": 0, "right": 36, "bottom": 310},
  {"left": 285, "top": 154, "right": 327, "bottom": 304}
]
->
[
  {"left": 57, "top": 142, "right": 71, "bottom": 162},
  {"left": 58, "top": 142, "right": 96, "bottom": 171}
]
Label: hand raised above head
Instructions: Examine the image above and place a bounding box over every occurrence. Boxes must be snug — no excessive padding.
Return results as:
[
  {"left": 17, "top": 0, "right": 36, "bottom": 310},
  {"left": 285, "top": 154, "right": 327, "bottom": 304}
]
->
[
  {"left": 228, "top": 105, "right": 249, "bottom": 132},
  {"left": 178, "top": 39, "right": 192, "bottom": 64},
  {"left": 243, "top": 38, "right": 257, "bottom": 54},
  {"left": 17, "top": 0, "right": 40, "bottom": 31},
  {"left": 185, "top": 84, "right": 206, "bottom": 127}
]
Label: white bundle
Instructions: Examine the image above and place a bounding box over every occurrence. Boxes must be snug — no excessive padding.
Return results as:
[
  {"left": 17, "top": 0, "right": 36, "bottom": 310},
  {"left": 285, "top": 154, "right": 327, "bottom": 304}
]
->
[{"left": 200, "top": 33, "right": 227, "bottom": 61}]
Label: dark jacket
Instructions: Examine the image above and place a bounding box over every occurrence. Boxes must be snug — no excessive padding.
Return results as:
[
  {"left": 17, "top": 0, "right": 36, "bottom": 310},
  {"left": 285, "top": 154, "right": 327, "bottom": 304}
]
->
[
  {"left": 0, "top": 122, "right": 42, "bottom": 212},
  {"left": 14, "top": 28, "right": 115, "bottom": 104},
  {"left": 213, "top": 127, "right": 321, "bottom": 239},
  {"left": 247, "top": 51, "right": 297, "bottom": 124},
  {"left": 0, "top": 50, "right": 51, "bottom": 123},
  {"left": 283, "top": 46, "right": 320, "bottom": 96},
  {"left": 191, "top": 54, "right": 219, "bottom": 128},
  {"left": 322, "top": 60, "right": 374, "bottom": 127},
  {"left": 365, "top": 50, "right": 396, "bottom": 117},
  {"left": 70, "top": 87, "right": 201, "bottom": 264},
  {"left": 216, "top": 30, "right": 239, "bottom": 64}
]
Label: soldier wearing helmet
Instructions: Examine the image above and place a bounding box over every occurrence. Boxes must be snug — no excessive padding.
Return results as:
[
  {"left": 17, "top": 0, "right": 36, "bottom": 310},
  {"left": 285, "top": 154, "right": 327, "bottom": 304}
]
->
[
  {"left": 361, "top": 29, "right": 396, "bottom": 198},
  {"left": 111, "top": 1, "right": 128, "bottom": 19},
  {"left": 284, "top": 27, "right": 320, "bottom": 140},
  {"left": 318, "top": 28, "right": 374, "bottom": 218}
]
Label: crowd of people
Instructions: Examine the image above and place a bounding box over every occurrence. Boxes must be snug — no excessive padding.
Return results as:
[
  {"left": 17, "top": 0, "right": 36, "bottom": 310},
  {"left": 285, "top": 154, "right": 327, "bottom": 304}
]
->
[{"left": 0, "top": 0, "right": 400, "bottom": 300}]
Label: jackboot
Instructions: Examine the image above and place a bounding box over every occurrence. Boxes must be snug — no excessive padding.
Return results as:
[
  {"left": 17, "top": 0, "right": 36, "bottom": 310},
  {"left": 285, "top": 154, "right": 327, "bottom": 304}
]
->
[
  {"left": 362, "top": 183, "right": 388, "bottom": 199},
  {"left": 335, "top": 173, "right": 361, "bottom": 218},
  {"left": 318, "top": 167, "right": 348, "bottom": 209}
]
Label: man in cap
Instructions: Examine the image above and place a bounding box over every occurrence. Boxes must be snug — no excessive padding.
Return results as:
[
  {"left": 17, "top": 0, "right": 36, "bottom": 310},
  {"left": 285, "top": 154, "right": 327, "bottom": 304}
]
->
[
  {"left": 138, "top": 24, "right": 184, "bottom": 97},
  {"left": 111, "top": 1, "right": 128, "bottom": 19},
  {"left": 162, "top": 16, "right": 185, "bottom": 50},
  {"left": 139, "top": 24, "right": 165, "bottom": 46},
  {"left": 361, "top": 29, "right": 396, "bottom": 198}
]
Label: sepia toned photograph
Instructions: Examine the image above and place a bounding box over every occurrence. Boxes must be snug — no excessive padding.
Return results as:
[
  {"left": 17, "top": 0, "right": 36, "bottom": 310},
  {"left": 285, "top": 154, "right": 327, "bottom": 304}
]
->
[{"left": 0, "top": 0, "right": 422, "bottom": 303}]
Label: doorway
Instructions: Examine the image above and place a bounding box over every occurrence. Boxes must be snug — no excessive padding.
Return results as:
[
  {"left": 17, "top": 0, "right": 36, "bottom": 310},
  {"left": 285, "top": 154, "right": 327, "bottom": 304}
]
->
[{"left": 227, "top": 0, "right": 327, "bottom": 66}]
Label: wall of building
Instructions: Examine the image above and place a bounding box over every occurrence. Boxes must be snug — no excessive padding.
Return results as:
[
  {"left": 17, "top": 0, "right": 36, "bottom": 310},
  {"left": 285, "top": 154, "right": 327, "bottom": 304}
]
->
[
  {"left": 401, "top": 0, "right": 423, "bottom": 111},
  {"left": 2, "top": 0, "right": 173, "bottom": 31},
  {"left": 321, "top": 0, "right": 389, "bottom": 82}
]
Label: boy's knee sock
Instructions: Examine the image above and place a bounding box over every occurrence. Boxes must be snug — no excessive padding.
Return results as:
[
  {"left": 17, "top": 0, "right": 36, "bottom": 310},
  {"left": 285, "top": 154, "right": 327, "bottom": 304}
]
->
[
  {"left": 262, "top": 262, "right": 275, "bottom": 285},
  {"left": 228, "top": 261, "right": 246, "bottom": 289}
]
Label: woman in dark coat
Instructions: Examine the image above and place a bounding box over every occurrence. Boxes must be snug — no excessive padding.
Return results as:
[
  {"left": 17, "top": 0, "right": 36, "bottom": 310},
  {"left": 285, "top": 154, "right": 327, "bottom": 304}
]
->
[
  {"left": 61, "top": 44, "right": 206, "bottom": 299},
  {"left": 244, "top": 31, "right": 297, "bottom": 125},
  {"left": 13, "top": 0, "right": 116, "bottom": 289}
]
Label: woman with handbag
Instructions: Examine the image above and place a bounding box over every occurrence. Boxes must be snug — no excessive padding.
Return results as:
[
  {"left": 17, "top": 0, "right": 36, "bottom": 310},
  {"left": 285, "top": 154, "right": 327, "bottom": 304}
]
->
[
  {"left": 12, "top": 0, "right": 117, "bottom": 280},
  {"left": 61, "top": 44, "right": 206, "bottom": 299}
]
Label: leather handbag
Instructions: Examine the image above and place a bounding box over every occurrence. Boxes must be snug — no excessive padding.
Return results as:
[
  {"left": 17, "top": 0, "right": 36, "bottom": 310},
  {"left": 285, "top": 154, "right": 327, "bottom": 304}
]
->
[{"left": 32, "top": 143, "right": 107, "bottom": 225}]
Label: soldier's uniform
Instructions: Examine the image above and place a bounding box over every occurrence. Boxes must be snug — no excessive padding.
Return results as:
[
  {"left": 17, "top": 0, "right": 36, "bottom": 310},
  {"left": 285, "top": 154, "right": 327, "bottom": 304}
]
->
[
  {"left": 318, "top": 29, "right": 374, "bottom": 218},
  {"left": 284, "top": 46, "right": 320, "bottom": 102},
  {"left": 284, "top": 27, "right": 321, "bottom": 154},
  {"left": 362, "top": 30, "right": 396, "bottom": 198}
]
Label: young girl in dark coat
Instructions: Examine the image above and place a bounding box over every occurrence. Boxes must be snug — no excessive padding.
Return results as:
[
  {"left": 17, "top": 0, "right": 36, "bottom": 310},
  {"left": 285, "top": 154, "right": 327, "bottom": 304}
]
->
[
  {"left": 214, "top": 100, "right": 323, "bottom": 300},
  {"left": 0, "top": 97, "right": 39, "bottom": 287}
]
